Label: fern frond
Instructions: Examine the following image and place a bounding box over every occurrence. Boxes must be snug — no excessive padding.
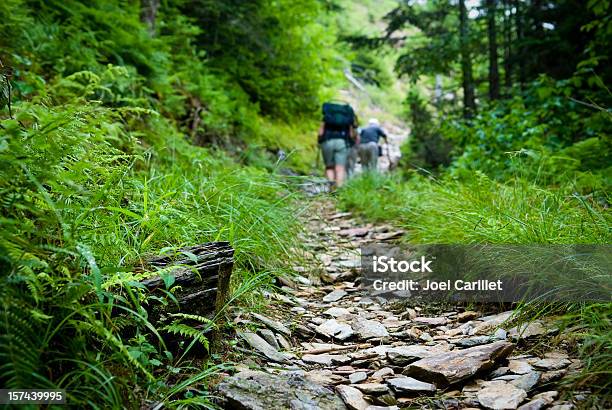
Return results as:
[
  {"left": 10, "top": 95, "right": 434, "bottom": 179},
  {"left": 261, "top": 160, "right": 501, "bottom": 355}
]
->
[{"left": 162, "top": 323, "right": 209, "bottom": 351}]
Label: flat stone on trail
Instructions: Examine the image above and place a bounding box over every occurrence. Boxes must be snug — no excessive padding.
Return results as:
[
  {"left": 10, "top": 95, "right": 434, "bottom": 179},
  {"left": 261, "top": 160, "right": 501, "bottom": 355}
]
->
[
  {"left": 258, "top": 328, "right": 280, "bottom": 350},
  {"left": 349, "top": 371, "right": 368, "bottom": 384},
  {"left": 336, "top": 385, "right": 370, "bottom": 410},
  {"left": 508, "top": 322, "right": 546, "bottom": 340},
  {"left": 457, "top": 311, "right": 480, "bottom": 321},
  {"left": 315, "top": 319, "right": 354, "bottom": 340},
  {"left": 238, "top": 332, "right": 292, "bottom": 364},
  {"left": 354, "top": 383, "right": 389, "bottom": 394},
  {"left": 476, "top": 383, "right": 527, "bottom": 409},
  {"left": 352, "top": 318, "right": 389, "bottom": 339},
  {"left": 511, "top": 371, "right": 541, "bottom": 391},
  {"left": 508, "top": 360, "right": 534, "bottom": 374},
  {"left": 339, "top": 227, "right": 370, "bottom": 238},
  {"left": 386, "top": 345, "right": 446, "bottom": 365},
  {"left": 372, "top": 367, "right": 394, "bottom": 380},
  {"left": 413, "top": 317, "right": 448, "bottom": 326},
  {"left": 217, "top": 370, "right": 346, "bottom": 410},
  {"left": 303, "top": 354, "right": 334, "bottom": 366},
  {"left": 373, "top": 230, "right": 404, "bottom": 241},
  {"left": 533, "top": 357, "right": 571, "bottom": 370},
  {"left": 323, "top": 289, "right": 348, "bottom": 302},
  {"left": 517, "top": 399, "right": 548, "bottom": 410},
  {"left": 306, "top": 369, "right": 347, "bottom": 385},
  {"left": 404, "top": 341, "right": 514, "bottom": 385},
  {"left": 532, "top": 391, "right": 558, "bottom": 404},
  {"left": 252, "top": 312, "right": 291, "bottom": 336},
  {"left": 453, "top": 336, "right": 494, "bottom": 348},
  {"left": 323, "top": 306, "right": 351, "bottom": 317},
  {"left": 388, "top": 377, "right": 436, "bottom": 394}
]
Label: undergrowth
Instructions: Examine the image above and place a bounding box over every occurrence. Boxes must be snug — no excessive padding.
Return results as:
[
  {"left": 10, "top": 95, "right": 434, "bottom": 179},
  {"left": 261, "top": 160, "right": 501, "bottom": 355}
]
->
[
  {"left": 0, "top": 71, "right": 301, "bottom": 408},
  {"left": 338, "top": 171, "right": 611, "bottom": 396}
]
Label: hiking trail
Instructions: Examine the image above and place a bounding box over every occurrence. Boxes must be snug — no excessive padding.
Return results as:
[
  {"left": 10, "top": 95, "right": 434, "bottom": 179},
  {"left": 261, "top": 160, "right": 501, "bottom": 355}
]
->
[{"left": 214, "top": 199, "right": 587, "bottom": 409}]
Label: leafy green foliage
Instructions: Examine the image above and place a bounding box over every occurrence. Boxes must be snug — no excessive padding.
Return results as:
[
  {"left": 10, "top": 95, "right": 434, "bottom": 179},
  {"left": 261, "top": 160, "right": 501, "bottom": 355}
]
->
[
  {"left": 339, "top": 171, "right": 611, "bottom": 393},
  {"left": 177, "top": 0, "right": 336, "bottom": 119},
  {"left": 442, "top": 76, "right": 611, "bottom": 197},
  {"left": 0, "top": 0, "right": 326, "bottom": 406}
]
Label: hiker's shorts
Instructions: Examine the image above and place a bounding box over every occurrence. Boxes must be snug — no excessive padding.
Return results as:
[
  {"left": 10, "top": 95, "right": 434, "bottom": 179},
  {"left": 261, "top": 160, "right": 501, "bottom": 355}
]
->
[
  {"left": 358, "top": 141, "right": 379, "bottom": 172},
  {"left": 320, "top": 138, "right": 349, "bottom": 168}
]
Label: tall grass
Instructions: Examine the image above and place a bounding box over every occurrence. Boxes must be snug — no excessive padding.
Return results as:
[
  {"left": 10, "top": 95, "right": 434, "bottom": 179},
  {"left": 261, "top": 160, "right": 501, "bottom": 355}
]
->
[
  {"left": 338, "top": 171, "right": 611, "bottom": 393},
  {"left": 0, "top": 93, "right": 301, "bottom": 406}
]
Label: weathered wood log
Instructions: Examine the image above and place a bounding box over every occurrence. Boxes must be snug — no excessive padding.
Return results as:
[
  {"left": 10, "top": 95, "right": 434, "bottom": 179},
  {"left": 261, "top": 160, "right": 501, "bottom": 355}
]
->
[{"left": 140, "top": 242, "right": 234, "bottom": 320}]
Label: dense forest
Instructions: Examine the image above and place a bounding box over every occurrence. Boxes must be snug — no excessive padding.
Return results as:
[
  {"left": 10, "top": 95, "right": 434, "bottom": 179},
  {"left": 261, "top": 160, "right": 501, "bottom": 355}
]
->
[{"left": 0, "top": 0, "right": 610, "bottom": 408}]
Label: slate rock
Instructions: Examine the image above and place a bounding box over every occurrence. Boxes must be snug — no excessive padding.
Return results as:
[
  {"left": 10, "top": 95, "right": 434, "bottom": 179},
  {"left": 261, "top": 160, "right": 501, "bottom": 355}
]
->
[
  {"left": 508, "top": 360, "right": 533, "bottom": 375},
  {"left": 517, "top": 399, "right": 547, "bottom": 410},
  {"left": 540, "top": 369, "right": 567, "bottom": 383},
  {"left": 508, "top": 322, "right": 546, "bottom": 340},
  {"left": 323, "top": 289, "right": 348, "bottom": 303},
  {"left": 352, "top": 318, "right": 389, "bottom": 339},
  {"left": 323, "top": 307, "right": 351, "bottom": 317},
  {"left": 404, "top": 341, "right": 514, "bottom": 385},
  {"left": 315, "top": 319, "right": 354, "bottom": 340},
  {"left": 258, "top": 328, "right": 280, "bottom": 350},
  {"left": 303, "top": 354, "right": 334, "bottom": 366},
  {"left": 387, "top": 377, "right": 436, "bottom": 394},
  {"left": 532, "top": 391, "right": 558, "bottom": 404},
  {"left": 386, "top": 345, "right": 443, "bottom": 365},
  {"left": 238, "top": 332, "right": 292, "bottom": 364},
  {"left": 336, "top": 385, "right": 370, "bottom": 410},
  {"left": 252, "top": 313, "right": 291, "bottom": 336},
  {"left": 476, "top": 383, "right": 527, "bottom": 409},
  {"left": 349, "top": 371, "right": 368, "bottom": 384},
  {"left": 511, "top": 371, "right": 540, "bottom": 392},
  {"left": 533, "top": 357, "right": 571, "bottom": 371},
  {"left": 453, "top": 336, "right": 493, "bottom": 348},
  {"left": 457, "top": 311, "right": 480, "bottom": 322},
  {"left": 413, "top": 317, "right": 448, "bottom": 326},
  {"left": 489, "top": 366, "right": 509, "bottom": 378},
  {"left": 306, "top": 369, "right": 346, "bottom": 386},
  {"left": 354, "top": 383, "right": 389, "bottom": 394},
  {"left": 372, "top": 367, "right": 394, "bottom": 380},
  {"left": 217, "top": 370, "right": 346, "bottom": 410}
]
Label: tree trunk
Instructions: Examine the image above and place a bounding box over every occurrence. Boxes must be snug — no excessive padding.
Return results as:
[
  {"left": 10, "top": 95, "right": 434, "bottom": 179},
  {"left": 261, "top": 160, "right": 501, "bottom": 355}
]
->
[
  {"left": 459, "top": 0, "right": 476, "bottom": 118},
  {"left": 140, "top": 0, "right": 160, "bottom": 36},
  {"left": 487, "top": 0, "right": 500, "bottom": 100},
  {"left": 514, "top": 0, "right": 526, "bottom": 87},
  {"left": 503, "top": 0, "right": 513, "bottom": 91}
]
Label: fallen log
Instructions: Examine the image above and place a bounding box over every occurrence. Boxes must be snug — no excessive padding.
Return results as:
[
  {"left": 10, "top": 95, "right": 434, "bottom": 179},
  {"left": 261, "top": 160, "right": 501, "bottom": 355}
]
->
[{"left": 139, "top": 242, "right": 234, "bottom": 320}]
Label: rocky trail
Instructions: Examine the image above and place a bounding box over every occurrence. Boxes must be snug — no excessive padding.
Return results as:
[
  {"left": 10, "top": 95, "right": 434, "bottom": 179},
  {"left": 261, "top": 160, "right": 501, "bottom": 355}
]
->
[{"left": 214, "top": 200, "right": 590, "bottom": 409}]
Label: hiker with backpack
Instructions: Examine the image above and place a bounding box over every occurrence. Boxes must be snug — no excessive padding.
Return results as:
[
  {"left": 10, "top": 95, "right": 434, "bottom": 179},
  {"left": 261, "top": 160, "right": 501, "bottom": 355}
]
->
[
  {"left": 358, "top": 118, "right": 388, "bottom": 172},
  {"left": 318, "top": 102, "right": 358, "bottom": 187}
]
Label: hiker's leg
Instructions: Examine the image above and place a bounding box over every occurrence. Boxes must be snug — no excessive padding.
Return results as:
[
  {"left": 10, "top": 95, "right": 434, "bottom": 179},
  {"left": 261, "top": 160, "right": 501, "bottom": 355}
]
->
[
  {"left": 335, "top": 165, "right": 346, "bottom": 186},
  {"left": 358, "top": 145, "right": 369, "bottom": 171},
  {"left": 366, "top": 142, "right": 378, "bottom": 172},
  {"left": 320, "top": 140, "right": 336, "bottom": 182},
  {"left": 333, "top": 139, "right": 349, "bottom": 186},
  {"left": 370, "top": 143, "right": 379, "bottom": 171}
]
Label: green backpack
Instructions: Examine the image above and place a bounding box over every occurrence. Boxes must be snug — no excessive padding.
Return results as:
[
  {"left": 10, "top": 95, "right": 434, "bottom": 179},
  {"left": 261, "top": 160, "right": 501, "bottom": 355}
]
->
[{"left": 322, "top": 102, "right": 355, "bottom": 128}]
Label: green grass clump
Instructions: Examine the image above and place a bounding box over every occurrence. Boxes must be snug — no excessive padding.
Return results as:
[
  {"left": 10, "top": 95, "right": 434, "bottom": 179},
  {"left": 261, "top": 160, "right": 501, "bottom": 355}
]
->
[
  {"left": 338, "top": 171, "right": 611, "bottom": 393},
  {"left": 0, "top": 89, "right": 301, "bottom": 407}
]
